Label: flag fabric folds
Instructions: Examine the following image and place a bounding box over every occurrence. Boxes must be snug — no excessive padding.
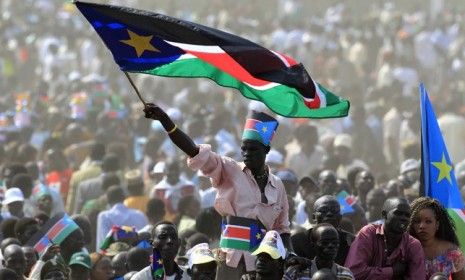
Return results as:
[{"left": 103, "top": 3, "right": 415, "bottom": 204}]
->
[
  {"left": 27, "top": 213, "right": 80, "bottom": 255},
  {"left": 220, "top": 220, "right": 266, "bottom": 252},
  {"left": 420, "top": 84, "right": 465, "bottom": 251},
  {"left": 75, "top": 1, "right": 349, "bottom": 119}
]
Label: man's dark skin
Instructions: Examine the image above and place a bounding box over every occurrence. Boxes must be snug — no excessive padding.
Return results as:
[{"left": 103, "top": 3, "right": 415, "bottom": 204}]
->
[
  {"left": 152, "top": 223, "right": 182, "bottom": 278},
  {"left": 354, "top": 170, "right": 375, "bottom": 209},
  {"left": 22, "top": 246, "right": 37, "bottom": 276},
  {"left": 312, "top": 225, "right": 339, "bottom": 271},
  {"left": 382, "top": 197, "right": 411, "bottom": 279},
  {"left": 60, "top": 229, "right": 85, "bottom": 263},
  {"left": 16, "top": 220, "right": 40, "bottom": 245},
  {"left": 2, "top": 244, "right": 27, "bottom": 278},
  {"left": 318, "top": 170, "right": 339, "bottom": 195},
  {"left": 241, "top": 253, "right": 284, "bottom": 280},
  {"left": 291, "top": 195, "right": 354, "bottom": 265},
  {"left": 187, "top": 261, "right": 217, "bottom": 280},
  {"left": 144, "top": 104, "right": 294, "bottom": 254},
  {"left": 365, "top": 188, "right": 386, "bottom": 222}
]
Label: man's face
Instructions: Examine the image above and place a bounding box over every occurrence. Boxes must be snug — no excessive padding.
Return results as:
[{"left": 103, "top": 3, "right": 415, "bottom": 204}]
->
[
  {"left": 19, "top": 224, "right": 39, "bottom": 245},
  {"left": 166, "top": 162, "right": 180, "bottom": 185},
  {"left": 241, "top": 140, "right": 268, "bottom": 171},
  {"left": 7, "top": 201, "right": 24, "bottom": 218},
  {"left": 384, "top": 201, "right": 411, "bottom": 235},
  {"left": 22, "top": 246, "right": 37, "bottom": 275},
  {"left": 190, "top": 262, "right": 217, "bottom": 280},
  {"left": 314, "top": 227, "right": 339, "bottom": 261},
  {"left": 355, "top": 171, "right": 374, "bottom": 194},
  {"left": 255, "top": 253, "right": 282, "bottom": 280},
  {"left": 63, "top": 229, "right": 85, "bottom": 253},
  {"left": 313, "top": 199, "right": 341, "bottom": 228},
  {"left": 318, "top": 171, "right": 338, "bottom": 195},
  {"left": 4, "top": 249, "right": 26, "bottom": 277},
  {"left": 37, "top": 195, "right": 53, "bottom": 214},
  {"left": 152, "top": 224, "right": 180, "bottom": 260},
  {"left": 43, "top": 270, "right": 66, "bottom": 280},
  {"left": 70, "top": 265, "right": 90, "bottom": 280}
]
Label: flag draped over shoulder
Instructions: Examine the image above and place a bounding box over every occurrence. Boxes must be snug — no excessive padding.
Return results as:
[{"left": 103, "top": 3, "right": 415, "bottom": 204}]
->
[
  {"left": 75, "top": 1, "right": 349, "bottom": 118},
  {"left": 420, "top": 84, "right": 465, "bottom": 251}
]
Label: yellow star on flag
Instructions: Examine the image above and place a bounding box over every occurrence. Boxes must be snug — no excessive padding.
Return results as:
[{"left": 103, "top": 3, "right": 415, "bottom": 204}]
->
[
  {"left": 432, "top": 153, "right": 453, "bottom": 184},
  {"left": 256, "top": 233, "right": 261, "bottom": 239},
  {"left": 157, "top": 259, "right": 163, "bottom": 265},
  {"left": 262, "top": 127, "right": 267, "bottom": 132},
  {"left": 120, "top": 29, "right": 159, "bottom": 57}
]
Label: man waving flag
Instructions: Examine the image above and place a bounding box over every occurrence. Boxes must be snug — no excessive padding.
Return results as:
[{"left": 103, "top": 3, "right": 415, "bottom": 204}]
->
[
  {"left": 74, "top": 1, "right": 349, "bottom": 118},
  {"left": 420, "top": 84, "right": 465, "bottom": 251}
]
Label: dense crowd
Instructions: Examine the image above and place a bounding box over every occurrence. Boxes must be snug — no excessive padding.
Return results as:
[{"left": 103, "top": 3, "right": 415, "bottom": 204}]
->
[{"left": 1, "top": 0, "right": 465, "bottom": 279}]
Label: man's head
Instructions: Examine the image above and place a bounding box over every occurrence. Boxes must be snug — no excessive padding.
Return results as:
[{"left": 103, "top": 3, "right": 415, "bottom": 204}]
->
[
  {"left": 276, "top": 170, "right": 299, "bottom": 197},
  {"left": 333, "top": 134, "right": 353, "bottom": 164},
  {"left": 69, "top": 252, "right": 91, "bottom": 280},
  {"left": 3, "top": 188, "right": 25, "bottom": 218},
  {"left": 2, "top": 163, "right": 27, "bottom": 188},
  {"left": 106, "top": 185, "right": 126, "bottom": 206},
  {"left": 354, "top": 170, "right": 375, "bottom": 196},
  {"left": 400, "top": 159, "right": 420, "bottom": 184},
  {"left": 41, "top": 257, "right": 69, "bottom": 280},
  {"left": 294, "top": 124, "right": 318, "bottom": 154},
  {"left": 241, "top": 111, "right": 278, "bottom": 172},
  {"left": 151, "top": 222, "right": 180, "bottom": 261},
  {"left": 101, "top": 172, "right": 121, "bottom": 193},
  {"left": 186, "top": 243, "right": 217, "bottom": 280},
  {"left": 366, "top": 188, "right": 386, "bottom": 221},
  {"left": 165, "top": 159, "right": 181, "bottom": 185},
  {"left": 382, "top": 197, "right": 411, "bottom": 235},
  {"left": 311, "top": 268, "right": 338, "bottom": 280},
  {"left": 313, "top": 195, "right": 341, "bottom": 228},
  {"left": 101, "top": 153, "right": 120, "bottom": 173},
  {"left": 0, "top": 268, "right": 21, "bottom": 280},
  {"left": 252, "top": 231, "right": 286, "bottom": 280},
  {"left": 299, "top": 176, "right": 319, "bottom": 200},
  {"left": 311, "top": 224, "right": 339, "bottom": 263},
  {"left": 61, "top": 228, "right": 85, "bottom": 255},
  {"left": 35, "top": 188, "right": 53, "bottom": 216},
  {"left": 2, "top": 244, "right": 26, "bottom": 277},
  {"left": 14, "top": 217, "right": 39, "bottom": 245},
  {"left": 146, "top": 198, "right": 165, "bottom": 225},
  {"left": 10, "top": 173, "right": 33, "bottom": 199},
  {"left": 22, "top": 246, "right": 37, "bottom": 276},
  {"left": 111, "top": 252, "right": 128, "bottom": 278},
  {"left": 125, "top": 169, "right": 145, "bottom": 196},
  {"left": 89, "top": 142, "right": 105, "bottom": 161},
  {"left": 318, "top": 170, "right": 339, "bottom": 195},
  {"left": 126, "top": 247, "right": 150, "bottom": 272},
  {"left": 71, "top": 215, "right": 92, "bottom": 246}
]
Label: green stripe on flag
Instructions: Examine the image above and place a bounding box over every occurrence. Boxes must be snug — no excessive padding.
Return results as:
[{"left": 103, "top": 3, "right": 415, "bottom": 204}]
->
[
  {"left": 137, "top": 58, "right": 349, "bottom": 119},
  {"left": 219, "top": 238, "right": 250, "bottom": 251},
  {"left": 54, "top": 225, "right": 79, "bottom": 245},
  {"left": 448, "top": 209, "right": 465, "bottom": 252}
]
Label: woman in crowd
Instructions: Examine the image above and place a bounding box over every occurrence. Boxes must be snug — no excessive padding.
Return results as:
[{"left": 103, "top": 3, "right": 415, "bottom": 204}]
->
[{"left": 409, "top": 197, "right": 465, "bottom": 279}]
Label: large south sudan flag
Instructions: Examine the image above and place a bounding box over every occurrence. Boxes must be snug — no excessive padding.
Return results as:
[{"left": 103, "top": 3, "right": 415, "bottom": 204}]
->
[{"left": 75, "top": 1, "right": 349, "bottom": 118}]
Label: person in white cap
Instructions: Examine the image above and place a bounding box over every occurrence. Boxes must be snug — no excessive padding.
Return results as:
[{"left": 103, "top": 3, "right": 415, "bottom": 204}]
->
[
  {"left": 186, "top": 243, "right": 217, "bottom": 280},
  {"left": 2, "top": 188, "right": 25, "bottom": 219},
  {"left": 241, "top": 230, "right": 286, "bottom": 280}
]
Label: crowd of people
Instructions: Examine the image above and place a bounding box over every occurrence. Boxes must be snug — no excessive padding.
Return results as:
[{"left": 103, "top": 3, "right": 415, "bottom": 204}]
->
[{"left": 1, "top": 0, "right": 465, "bottom": 279}]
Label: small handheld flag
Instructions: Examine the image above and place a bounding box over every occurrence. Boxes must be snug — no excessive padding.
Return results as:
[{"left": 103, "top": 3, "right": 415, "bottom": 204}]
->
[{"left": 336, "top": 191, "right": 355, "bottom": 215}]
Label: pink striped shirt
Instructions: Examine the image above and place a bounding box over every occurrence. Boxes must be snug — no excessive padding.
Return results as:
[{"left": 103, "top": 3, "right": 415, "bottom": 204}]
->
[{"left": 187, "top": 144, "right": 290, "bottom": 271}]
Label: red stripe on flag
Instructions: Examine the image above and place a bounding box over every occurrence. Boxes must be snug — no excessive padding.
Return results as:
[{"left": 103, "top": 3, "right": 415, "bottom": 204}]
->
[
  {"left": 281, "top": 53, "right": 298, "bottom": 66},
  {"left": 244, "top": 119, "right": 260, "bottom": 130},
  {"left": 184, "top": 50, "right": 272, "bottom": 87},
  {"left": 47, "top": 220, "right": 65, "bottom": 240},
  {"left": 304, "top": 93, "right": 320, "bottom": 109},
  {"left": 223, "top": 226, "right": 250, "bottom": 240}
]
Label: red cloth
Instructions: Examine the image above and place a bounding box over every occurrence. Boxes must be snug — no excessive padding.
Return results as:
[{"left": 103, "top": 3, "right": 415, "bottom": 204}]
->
[{"left": 46, "top": 169, "right": 73, "bottom": 203}]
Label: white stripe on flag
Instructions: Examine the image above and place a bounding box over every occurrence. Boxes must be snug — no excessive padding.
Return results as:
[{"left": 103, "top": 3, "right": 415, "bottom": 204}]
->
[{"left": 221, "top": 236, "right": 250, "bottom": 243}]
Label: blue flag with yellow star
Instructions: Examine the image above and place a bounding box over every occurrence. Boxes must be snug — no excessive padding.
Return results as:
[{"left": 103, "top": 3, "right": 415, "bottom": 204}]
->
[{"left": 420, "top": 84, "right": 464, "bottom": 208}]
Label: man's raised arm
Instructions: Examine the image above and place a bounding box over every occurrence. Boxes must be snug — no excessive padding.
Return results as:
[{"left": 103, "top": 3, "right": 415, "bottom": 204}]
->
[{"left": 143, "top": 103, "right": 199, "bottom": 157}]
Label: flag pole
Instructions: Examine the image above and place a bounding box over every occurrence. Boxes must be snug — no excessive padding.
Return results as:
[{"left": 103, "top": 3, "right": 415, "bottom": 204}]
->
[{"left": 123, "top": 72, "right": 147, "bottom": 106}]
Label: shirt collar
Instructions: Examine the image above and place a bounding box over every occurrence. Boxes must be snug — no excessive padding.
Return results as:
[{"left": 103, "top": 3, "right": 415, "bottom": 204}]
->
[{"left": 240, "top": 163, "right": 277, "bottom": 189}]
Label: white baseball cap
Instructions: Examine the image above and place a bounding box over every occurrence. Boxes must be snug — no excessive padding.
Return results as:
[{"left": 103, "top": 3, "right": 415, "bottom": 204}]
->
[
  {"left": 3, "top": 188, "right": 25, "bottom": 205},
  {"left": 187, "top": 243, "right": 216, "bottom": 269},
  {"left": 252, "top": 230, "right": 286, "bottom": 260}
]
